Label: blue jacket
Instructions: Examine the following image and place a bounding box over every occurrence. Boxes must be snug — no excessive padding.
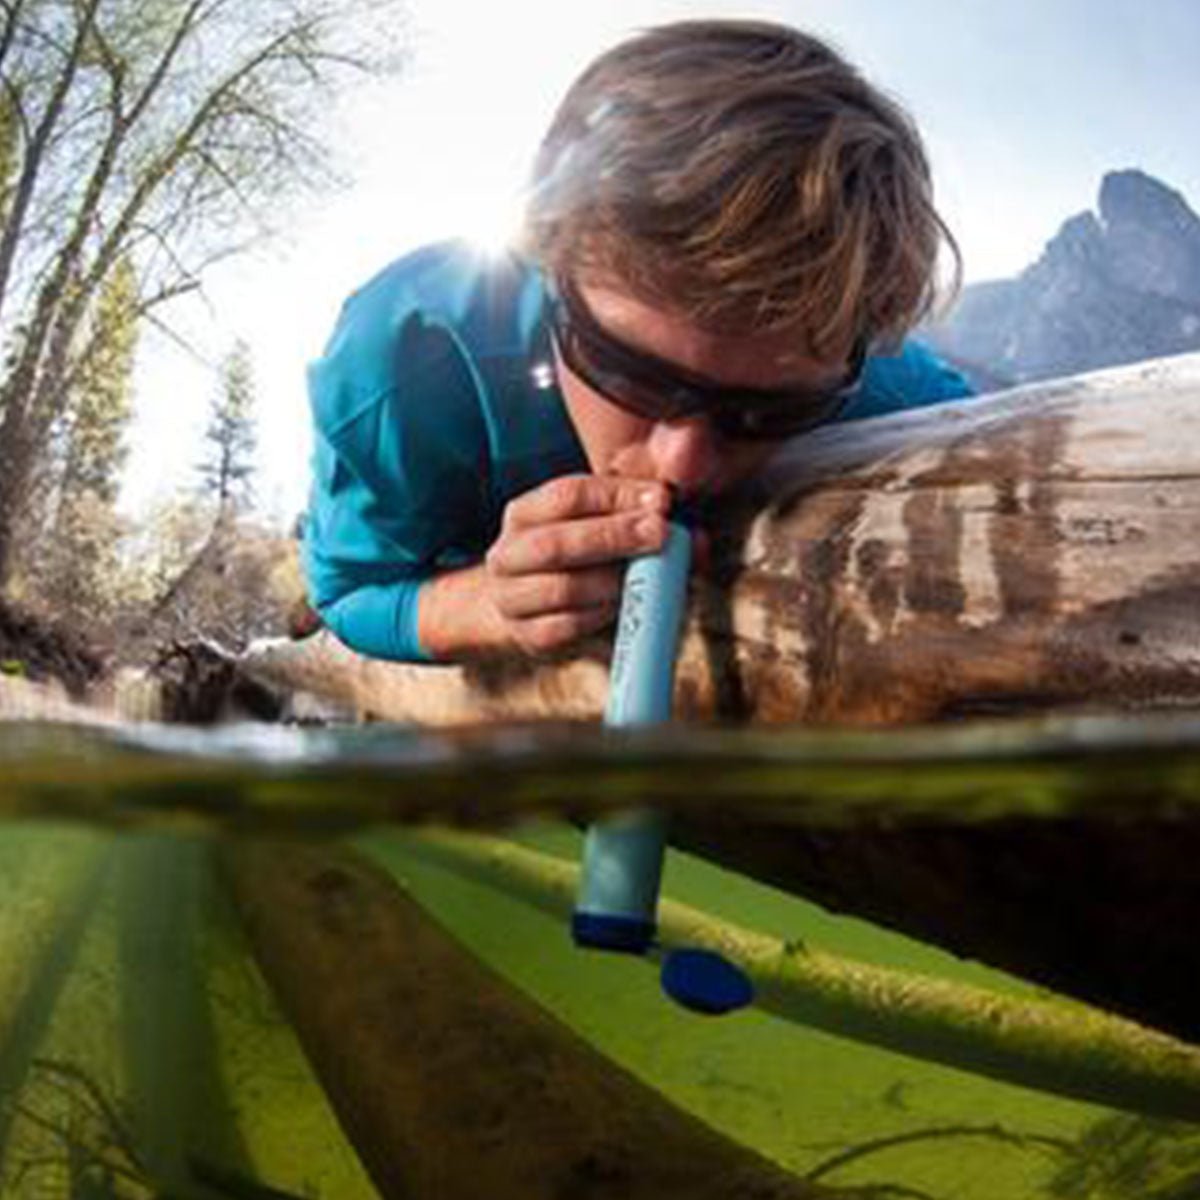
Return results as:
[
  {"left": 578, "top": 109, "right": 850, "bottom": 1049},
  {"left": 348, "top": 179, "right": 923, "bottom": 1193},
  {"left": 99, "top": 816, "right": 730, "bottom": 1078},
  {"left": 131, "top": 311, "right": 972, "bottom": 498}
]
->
[{"left": 305, "top": 241, "right": 972, "bottom": 661}]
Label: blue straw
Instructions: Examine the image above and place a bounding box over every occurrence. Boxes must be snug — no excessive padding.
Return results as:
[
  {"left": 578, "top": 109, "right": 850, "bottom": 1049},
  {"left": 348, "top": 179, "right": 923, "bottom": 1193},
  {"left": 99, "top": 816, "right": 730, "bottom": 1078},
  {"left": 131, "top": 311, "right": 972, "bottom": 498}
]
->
[
  {"left": 571, "top": 518, "right": 691, "bottom": 954},
  {"left": 569, "top": 516, "right": 754, "bottom": 1014}
]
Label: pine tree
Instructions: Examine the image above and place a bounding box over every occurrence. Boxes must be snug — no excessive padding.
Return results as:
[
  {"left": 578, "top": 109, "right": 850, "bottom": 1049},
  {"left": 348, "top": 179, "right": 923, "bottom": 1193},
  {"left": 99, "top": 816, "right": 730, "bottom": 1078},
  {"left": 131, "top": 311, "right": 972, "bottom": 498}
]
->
[
  {"left": 198, "top": 339, "right": 257, "bottom": 519},
  {"left": 143, "top": 339, "right": 258, "bottom": 631},
  {"left": 59, "top": 257, "right": 140, "bottom": 506}
]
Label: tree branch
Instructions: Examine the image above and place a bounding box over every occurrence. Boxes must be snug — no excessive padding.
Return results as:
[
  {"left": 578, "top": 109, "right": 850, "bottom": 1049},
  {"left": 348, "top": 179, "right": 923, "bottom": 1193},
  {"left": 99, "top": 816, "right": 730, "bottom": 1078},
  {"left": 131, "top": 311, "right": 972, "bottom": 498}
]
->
[
  {"left": 122, "top": 0, "right": 210, "bottom": 131},
  {"left": 0, "top": 0, "right": 104, "bottom": 321},
  {"left": 0, "top": 0, "right": 27, "bottom": 78},
  {"left": 142, "top": 308, "right": 217, "bottom": 369}
]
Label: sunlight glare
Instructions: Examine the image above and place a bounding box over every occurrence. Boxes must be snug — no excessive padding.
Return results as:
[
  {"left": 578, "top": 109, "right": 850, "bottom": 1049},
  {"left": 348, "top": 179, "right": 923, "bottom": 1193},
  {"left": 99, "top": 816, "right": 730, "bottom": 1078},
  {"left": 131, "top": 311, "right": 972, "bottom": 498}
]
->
[{"left": 457, "top": 186, "right": 528, "bottom": 257}]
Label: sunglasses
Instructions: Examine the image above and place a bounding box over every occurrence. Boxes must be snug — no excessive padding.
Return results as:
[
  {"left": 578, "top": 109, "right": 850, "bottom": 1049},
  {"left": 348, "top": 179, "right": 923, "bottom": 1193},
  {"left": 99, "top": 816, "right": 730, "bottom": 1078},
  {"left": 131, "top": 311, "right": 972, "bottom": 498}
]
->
[{"left": 548, "top": 279, "right": 866, "bottom": 441}]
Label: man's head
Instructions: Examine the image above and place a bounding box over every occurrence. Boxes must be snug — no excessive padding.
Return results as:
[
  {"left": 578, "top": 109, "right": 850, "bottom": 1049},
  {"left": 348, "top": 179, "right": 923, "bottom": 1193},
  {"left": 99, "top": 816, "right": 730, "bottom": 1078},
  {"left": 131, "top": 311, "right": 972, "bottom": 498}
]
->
[
  {"left": 524, "top": 18, "right": 957, "bottom": 356},
  {"left": 522, "top": 19, "right": 958, "bottom": 494}
]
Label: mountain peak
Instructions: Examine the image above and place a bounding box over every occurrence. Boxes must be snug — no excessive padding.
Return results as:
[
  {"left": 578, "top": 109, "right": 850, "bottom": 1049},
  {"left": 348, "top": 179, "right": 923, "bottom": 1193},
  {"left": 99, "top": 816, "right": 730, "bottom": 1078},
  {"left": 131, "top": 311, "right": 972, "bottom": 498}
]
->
[
  {"left": 1043, "top": 211, "right": 1106, "bottom": 267},
  {"left": 1095, "top": 169, "right": 1200, "bottom": 303},
  {"left": 1099, "top": 169, "right": 1200, "bottom": 234},
  {"left": 923, "top": 169, "right": 1200, "bottom": 385}
]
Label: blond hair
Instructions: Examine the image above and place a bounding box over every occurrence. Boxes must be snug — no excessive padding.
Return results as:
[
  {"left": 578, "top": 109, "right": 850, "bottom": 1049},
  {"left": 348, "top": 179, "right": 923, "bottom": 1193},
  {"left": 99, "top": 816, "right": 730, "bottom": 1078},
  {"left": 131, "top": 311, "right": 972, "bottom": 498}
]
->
[{"left": 522, "top": 19, "right": 959, "bottom": 355}]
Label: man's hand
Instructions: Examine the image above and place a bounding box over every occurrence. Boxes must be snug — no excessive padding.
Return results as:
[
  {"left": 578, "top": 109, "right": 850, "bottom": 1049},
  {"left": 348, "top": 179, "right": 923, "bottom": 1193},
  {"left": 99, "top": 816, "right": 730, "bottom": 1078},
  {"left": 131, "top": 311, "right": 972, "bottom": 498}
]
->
[{"left": 417, "top": 475, "right": 671, "bottom": 660}]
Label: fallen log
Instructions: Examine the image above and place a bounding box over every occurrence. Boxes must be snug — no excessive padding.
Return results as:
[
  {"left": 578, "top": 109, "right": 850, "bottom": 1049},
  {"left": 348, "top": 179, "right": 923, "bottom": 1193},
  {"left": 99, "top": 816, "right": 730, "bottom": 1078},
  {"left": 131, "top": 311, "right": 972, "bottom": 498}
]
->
[
  {"left": 243, "top": 352, "right": 1200, "bottom": 727},
  {"left": 220, "top": 839, "right": 830, "bottom": 1200},
  {"left": 232, "top": 353, "right": 1200, "bottom": 1047}
]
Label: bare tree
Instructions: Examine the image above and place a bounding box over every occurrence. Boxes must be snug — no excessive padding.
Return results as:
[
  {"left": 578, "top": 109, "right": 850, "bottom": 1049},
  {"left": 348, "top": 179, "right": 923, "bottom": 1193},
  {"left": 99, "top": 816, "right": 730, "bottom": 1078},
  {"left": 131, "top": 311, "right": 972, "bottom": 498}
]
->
[{"left": 0, "top": 0, "right": 403, "bottom": 584}]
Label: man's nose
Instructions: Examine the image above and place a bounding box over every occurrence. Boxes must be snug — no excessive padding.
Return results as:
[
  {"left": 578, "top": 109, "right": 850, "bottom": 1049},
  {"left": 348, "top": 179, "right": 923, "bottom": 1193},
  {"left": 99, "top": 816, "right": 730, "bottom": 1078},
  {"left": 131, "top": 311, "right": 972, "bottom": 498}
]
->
[{"left": 645, "top": 416, "right": 722, "bottom": 493}]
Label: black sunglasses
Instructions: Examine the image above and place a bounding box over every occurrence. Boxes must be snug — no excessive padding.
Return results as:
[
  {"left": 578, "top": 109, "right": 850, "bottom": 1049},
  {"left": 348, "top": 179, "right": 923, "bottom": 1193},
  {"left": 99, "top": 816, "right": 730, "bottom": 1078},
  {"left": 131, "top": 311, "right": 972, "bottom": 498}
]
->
[{"left": 548, "top": 279, "right": 866, "bottom": 441}]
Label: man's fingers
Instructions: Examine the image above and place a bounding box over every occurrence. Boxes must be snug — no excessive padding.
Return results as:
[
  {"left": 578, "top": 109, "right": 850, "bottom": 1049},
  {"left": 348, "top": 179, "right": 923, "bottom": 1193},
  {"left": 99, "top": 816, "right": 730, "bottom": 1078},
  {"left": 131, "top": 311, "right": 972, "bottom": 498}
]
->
[
  {"left": 504, "top": 474, "right": 671, "bottom": 530},
  {"left": 489, "top": 510, "right": 667, "bottom": 575},
  {"left": 483, "top": 474, "right": 683, "bottom": 658},
  {"left": 514, "top": 605, "right": 618, "bottom": 657},
  {"left": 496, "top": 566, "right": 623, "bottom": 620}
]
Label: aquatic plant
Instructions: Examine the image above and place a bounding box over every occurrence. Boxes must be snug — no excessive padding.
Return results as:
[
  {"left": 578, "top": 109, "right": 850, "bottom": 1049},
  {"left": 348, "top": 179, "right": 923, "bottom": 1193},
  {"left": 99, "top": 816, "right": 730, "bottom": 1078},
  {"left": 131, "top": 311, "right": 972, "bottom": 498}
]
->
[
  {"left": 4, "top": 1057, "right": 153, "bottom": 1198},
  {"left": 797, "top": 1110, "right": 1200, "bottom": 1199},
  {"left": 3, "top": 1058, "right": 312, "bottom": 1199},
  {"left": 802, "top": 1122, "right": 1074, "bottom": 1199},
  {"left": 1047, "top": 1113, "right": 1200, "bottom": 1199}
]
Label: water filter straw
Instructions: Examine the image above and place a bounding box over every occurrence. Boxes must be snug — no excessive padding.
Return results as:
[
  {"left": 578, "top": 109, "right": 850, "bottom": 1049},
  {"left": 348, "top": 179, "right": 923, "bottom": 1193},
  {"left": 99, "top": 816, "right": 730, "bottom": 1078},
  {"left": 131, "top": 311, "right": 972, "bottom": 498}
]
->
[
  {"left": 571, "top": 518, "right": 692, "bottom": 954},
  {"left": 571, "top": 513, "right": 756, "bottom": 1015}
]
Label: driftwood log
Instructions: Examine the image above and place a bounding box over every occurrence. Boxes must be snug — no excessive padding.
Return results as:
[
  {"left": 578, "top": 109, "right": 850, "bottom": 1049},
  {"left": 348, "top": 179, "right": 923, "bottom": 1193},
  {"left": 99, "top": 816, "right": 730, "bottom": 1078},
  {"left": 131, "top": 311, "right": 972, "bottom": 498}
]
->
[{"left": 235, "top": 355, "right": 1200, "bottom": 1046}]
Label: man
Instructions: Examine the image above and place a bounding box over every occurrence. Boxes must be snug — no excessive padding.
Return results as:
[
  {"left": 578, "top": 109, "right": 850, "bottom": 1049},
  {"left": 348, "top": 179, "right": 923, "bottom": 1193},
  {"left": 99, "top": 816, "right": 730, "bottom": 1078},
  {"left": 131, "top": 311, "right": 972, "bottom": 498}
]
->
[{"left": 304, "top": 19, "right": 971, "bottom": 664}]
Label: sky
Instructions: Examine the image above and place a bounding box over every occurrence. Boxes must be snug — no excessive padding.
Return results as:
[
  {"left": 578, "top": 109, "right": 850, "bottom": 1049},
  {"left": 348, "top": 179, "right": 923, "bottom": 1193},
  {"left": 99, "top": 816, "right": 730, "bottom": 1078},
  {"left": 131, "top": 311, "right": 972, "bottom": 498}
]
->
[{"left": 123, "top": 0, "right": 1200, "bottom": 521}]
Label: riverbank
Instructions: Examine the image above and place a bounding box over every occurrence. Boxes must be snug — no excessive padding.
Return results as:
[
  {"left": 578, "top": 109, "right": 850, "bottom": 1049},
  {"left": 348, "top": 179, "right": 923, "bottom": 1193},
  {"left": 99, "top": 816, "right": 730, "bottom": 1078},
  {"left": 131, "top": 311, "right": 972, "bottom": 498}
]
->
[{"left": 0, "top": 598, "right": 106, "bottom": 698}]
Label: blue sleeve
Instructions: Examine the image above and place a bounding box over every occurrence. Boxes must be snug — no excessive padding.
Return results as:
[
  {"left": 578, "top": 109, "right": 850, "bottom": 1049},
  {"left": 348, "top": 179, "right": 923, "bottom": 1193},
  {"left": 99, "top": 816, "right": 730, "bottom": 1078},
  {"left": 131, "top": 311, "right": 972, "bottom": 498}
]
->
[
  {"left": 307, "top": 570, "right": 429, "bottom": 663},
  {"left": 303, "top": 422, "right": 433, "bottom": 661},
  {"left": 840, "top": 339, "right": 974, "bottom": 422},
  {"left": 303, "top": 291, "right": 495, "bottom": 663}
]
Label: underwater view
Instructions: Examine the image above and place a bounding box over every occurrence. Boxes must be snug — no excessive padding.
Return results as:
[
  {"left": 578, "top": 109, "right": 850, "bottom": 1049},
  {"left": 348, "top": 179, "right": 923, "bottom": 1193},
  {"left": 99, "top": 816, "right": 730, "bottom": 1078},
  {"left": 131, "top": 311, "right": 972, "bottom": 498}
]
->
[{"left": 1, "top": 717, "right": 1198, "bottom": 1200}]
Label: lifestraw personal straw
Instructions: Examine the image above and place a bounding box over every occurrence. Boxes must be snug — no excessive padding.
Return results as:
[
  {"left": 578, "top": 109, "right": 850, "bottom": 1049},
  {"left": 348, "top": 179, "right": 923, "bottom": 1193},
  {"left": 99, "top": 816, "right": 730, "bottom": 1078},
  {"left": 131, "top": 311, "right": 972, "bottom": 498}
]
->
[
  {"left": 571, "top": 517, "right": 691, "bottom": 955},
  {"left": 572, "top": 513, "right": 754, "bottom": 1015}
]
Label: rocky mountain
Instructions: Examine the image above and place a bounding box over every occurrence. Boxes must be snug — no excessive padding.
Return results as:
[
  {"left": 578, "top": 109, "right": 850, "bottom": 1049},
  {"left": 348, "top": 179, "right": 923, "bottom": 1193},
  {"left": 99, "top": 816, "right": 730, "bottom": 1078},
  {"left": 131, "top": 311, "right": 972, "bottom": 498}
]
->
[{"left": 923, "top": 170, "right": 1200, "bottom": 388}]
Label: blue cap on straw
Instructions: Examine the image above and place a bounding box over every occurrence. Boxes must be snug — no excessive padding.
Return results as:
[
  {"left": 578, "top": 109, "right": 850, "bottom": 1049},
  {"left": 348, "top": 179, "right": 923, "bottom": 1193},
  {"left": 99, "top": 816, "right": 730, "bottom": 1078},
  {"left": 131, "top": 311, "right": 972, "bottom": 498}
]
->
[{"left": 661, "top": 948, "right": 755, "bottom": 1015}]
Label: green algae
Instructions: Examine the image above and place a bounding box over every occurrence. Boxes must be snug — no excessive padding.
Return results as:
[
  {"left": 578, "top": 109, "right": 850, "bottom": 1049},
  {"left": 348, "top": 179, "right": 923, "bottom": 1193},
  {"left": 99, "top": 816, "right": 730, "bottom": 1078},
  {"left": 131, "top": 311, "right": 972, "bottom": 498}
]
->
[{"left": 0, "top": 713, "right": 1198, "bottom": 1198}]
